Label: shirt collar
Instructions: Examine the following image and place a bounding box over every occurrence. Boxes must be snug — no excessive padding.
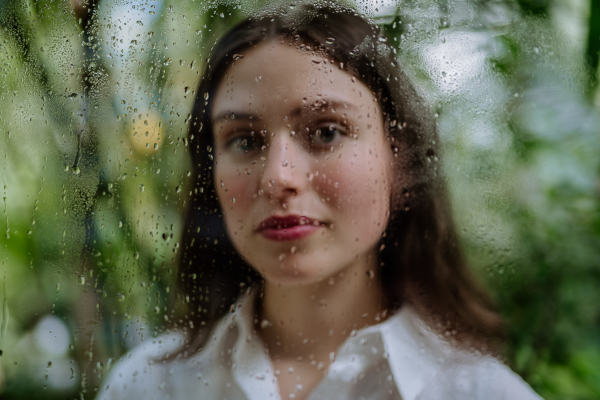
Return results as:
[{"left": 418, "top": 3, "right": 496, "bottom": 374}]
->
[
  {"left": 378, "top": 306, "right": 451, "bottom": 400},
  {"left": 231, "top": 291, "right": 280, "bottom": 399},
  {"left": 215, "top": 289, "right": 447, "bottom": 400}
]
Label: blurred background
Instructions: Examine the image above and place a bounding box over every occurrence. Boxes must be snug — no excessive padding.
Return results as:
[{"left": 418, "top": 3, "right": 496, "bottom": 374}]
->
[{"left": 0, "top": 0, "right": 598, "bottom": 398}]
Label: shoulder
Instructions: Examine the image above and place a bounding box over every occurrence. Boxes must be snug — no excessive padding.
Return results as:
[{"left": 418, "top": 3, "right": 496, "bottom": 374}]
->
[
  {"left": 419, "top": 356, "right": 543, "bottom": 400},
  {"left": 96, "top": 314, "right": 242, "bottom": 400},
  {"left": 383, "top": 306, "right": 543, "bottom": 400},
  {"left": 96, "top": 333, "right": 186, "bottom": 399}
]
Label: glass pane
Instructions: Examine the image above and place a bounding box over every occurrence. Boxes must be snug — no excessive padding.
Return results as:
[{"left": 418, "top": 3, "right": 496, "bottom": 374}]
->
[{"left": 0, "top": 0, "right": 598, "bottom": 399}]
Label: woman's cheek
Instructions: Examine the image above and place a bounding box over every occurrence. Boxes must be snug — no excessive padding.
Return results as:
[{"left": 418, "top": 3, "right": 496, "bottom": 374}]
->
[
  {"left": 318, "top": 151, "right": 383, "bottom": 208},
  {"left": 215, "top": 163, "right": 255, "bottom": 231},
  {"left": 320, "top": 149, "right": 390, "bottom": 237}
]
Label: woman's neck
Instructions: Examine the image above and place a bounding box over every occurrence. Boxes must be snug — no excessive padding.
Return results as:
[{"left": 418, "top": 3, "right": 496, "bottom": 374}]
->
[{"left": 257, "top": 251, "right": 388, "bottom": 361}]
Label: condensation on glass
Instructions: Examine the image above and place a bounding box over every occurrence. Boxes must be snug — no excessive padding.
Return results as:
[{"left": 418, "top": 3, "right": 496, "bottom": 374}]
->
[{"left": 0, "top": 0, "right": 598, "bottom": 399}]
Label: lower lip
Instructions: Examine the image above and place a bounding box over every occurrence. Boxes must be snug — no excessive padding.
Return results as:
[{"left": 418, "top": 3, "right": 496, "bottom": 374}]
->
[{"left": 259, "top": 225, "right": 322, "bottom": 241}]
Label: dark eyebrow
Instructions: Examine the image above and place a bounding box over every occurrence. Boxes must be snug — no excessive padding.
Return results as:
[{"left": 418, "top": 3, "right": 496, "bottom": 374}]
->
[
  {"left": 292, "top": 99, "right": 359, "bottom": 117},
  {"left": 212, "top": 112, "right": 259, "bottom": 124},
  {"left": 212, "top": 99, "right": 362, "bottom": 124}
]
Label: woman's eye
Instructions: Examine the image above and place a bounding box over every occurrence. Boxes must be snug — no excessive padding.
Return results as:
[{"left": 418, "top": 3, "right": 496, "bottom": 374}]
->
[
  {"left": 229, "top": 135, "right": 259, "bottom": 153},
  {"left": 311, "top": 125, "right": 343, "bottom": 147}
]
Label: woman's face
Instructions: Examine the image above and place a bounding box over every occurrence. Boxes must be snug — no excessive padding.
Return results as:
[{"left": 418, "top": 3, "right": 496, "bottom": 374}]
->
[{"left": 212, "top": 41, "right": 394, "bottom": 285}]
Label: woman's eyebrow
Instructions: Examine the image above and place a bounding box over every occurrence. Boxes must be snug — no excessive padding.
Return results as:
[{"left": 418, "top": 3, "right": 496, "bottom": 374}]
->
[
  {"left": 212, "top": 111, "right": 259, "bottom": 124},
  {"left": 291, "top": 99, "right": 361, "bottom": 117},
  {"left": 212, "top": 99, "right": 362, "bottom": 124}
]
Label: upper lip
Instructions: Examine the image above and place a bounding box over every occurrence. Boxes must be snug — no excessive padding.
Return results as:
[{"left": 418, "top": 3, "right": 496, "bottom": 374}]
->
[{"left": 257, "top": 215, "right": 322, "bottom": 231}]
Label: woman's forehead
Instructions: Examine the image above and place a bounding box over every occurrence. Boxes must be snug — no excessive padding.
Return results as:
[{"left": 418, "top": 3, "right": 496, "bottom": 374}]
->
[{"left": 211, "top": 41, "right": 379, "bottom": 122}]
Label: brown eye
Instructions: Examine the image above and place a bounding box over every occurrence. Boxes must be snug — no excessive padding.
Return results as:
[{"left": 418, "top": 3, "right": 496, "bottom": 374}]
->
[
  {"left": 318, "top": 127, "right": 337, "bottom": 142},
  {"left": 311, "top": 125, "right": 344, "bottom": 147},
  {"left": 230, "top": 135, "right": 260, "bottom": 153}
]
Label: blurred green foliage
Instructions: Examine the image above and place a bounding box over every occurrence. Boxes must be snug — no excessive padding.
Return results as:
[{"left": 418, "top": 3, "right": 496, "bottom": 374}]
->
[{"left": 0, "top": 0, "right": 598, "bottom": 399}]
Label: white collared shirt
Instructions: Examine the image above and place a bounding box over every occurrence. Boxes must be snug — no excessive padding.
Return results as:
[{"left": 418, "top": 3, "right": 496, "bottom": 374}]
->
[{"left": 97, "top": 293, "right": 542, "bottom": 400}]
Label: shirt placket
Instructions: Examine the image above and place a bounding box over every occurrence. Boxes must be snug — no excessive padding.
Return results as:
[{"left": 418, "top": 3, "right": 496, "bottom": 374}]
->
[{"left": 308, "top": 330, "right": 402, "bottom": 400}]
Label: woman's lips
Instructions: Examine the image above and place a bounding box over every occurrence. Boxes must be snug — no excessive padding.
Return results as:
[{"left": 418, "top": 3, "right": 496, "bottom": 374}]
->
[{"left": 257, "top": 215, "right": 323, "bottom": 241}]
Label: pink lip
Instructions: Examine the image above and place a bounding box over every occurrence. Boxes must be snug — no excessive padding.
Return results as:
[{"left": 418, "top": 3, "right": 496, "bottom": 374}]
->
[{"left": 257, "top": 215, "right": 324, "bottom": 241}]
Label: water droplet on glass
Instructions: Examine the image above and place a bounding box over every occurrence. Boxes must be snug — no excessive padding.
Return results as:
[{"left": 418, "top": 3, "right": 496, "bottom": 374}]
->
[
  {"left": 117, "top": 293, "right": 125, "bottom": 302},
  {"left": 133, "top": 251, "right": 140, "bottom": 260},
  {"left": 136, "top": 20, "right": 143, "bottom": 26},
  {"left": 79, "top": 276, "right": 85, "bottom": 286},
  {"left": 325, "top": 37, "right": 335, "bottom": 45},
  {"left": 255, "top": 76, "right": 262, "bottom": 83},
  {"left": 233, "top": 54, "right": 244, "bottom": 60},
  {"left": 184, "top": 86, "right": 190, "bottom": 94}
]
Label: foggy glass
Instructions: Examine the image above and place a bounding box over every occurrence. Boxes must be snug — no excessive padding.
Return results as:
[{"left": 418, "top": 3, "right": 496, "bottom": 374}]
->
[{"left": 0, "top": 0, "right": 598, "bottom": 399}]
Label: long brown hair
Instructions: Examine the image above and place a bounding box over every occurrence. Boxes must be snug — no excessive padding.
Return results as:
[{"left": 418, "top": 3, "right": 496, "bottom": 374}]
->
[{"left": 176, "top": 3, "right": 503, "bottom": 355}]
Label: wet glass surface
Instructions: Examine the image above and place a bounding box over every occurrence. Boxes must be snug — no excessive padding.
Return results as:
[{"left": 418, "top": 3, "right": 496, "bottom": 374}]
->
[{"left": 0, "top": 0, "right": 599, "bottom": 399}]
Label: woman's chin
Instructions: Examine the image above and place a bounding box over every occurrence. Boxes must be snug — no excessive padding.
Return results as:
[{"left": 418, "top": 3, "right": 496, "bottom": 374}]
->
[{"left": 259, "top": 258, "right": 331, "bottom": 287}]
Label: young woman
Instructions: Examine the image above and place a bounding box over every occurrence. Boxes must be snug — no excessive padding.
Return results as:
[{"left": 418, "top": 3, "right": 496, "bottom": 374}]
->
[{"left": 98, "top": 4, "right": 542, "bottom": 400}]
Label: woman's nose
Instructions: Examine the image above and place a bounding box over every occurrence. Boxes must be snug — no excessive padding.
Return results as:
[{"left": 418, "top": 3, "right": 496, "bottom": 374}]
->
[{"left": 259, "top": 132, "right": 307, "bottom": 201}]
